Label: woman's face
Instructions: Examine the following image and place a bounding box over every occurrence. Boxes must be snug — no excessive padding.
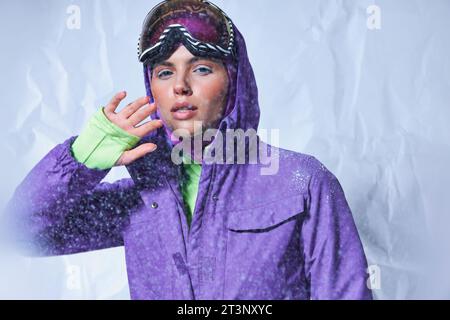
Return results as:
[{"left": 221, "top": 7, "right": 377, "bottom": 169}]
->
[{"left": 150, "top": 45, "right": 229, "bottom": 137}]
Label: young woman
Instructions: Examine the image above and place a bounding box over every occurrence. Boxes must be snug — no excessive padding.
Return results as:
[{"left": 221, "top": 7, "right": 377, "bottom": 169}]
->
[{"left": 4, "top": 0, "right": 372, "bottom": 300}]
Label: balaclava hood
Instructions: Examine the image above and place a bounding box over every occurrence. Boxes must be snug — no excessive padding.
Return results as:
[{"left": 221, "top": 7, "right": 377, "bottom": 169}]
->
[{"left": 142, "top": 20, "right": 260, "bottom": 155}]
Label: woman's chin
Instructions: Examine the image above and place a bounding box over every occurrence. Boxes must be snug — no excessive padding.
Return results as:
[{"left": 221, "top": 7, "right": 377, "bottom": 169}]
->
[
  {"left": 169, "top": 120, "right": 199, "bottom": 138},
  {"left": 169, "top": 118, "right": 220, "bottom": 139}
]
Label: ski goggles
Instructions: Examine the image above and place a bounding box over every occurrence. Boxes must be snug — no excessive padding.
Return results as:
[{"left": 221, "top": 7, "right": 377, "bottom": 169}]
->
[{"left": 138, "top": 0, "right": 236, "bottom": 66}]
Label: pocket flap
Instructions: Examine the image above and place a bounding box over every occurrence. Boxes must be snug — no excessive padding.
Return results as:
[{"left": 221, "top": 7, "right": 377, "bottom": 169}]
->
[{"left": 226, "top": 194, "right": 306, "bottom": 231}]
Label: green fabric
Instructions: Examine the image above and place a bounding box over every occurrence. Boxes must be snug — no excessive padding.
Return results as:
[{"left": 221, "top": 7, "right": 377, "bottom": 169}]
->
[
  {"left": 71, "top": 107, "right": 141, "bottom": 170},
  {"left": 180, "top": 154, "right": 202, "bottom": 228},
  {"left": 72, "top": 107, "right": 202, "bottom": 227}
]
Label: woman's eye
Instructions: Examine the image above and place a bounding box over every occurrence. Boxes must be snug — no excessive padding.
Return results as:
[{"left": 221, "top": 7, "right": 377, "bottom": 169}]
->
[
  {"left": 194, "top": 66, "right": 212, "bottom": 74},
  {"left": 157, "top": 70, "right": 172, "bottom": 78}
]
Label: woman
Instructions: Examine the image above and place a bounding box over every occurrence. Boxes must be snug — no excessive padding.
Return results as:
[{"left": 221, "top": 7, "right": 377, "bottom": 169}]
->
[{"left": 4, "top": 0, "right": 372, "bottom": 300}]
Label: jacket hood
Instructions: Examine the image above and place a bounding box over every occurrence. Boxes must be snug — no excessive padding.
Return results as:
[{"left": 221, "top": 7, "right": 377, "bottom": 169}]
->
[{"left": 142, "top": 23, "right": 261, "bottom": 148}]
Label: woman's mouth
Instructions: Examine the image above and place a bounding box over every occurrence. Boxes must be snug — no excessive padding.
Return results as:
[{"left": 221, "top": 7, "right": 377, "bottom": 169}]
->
[{"left": 171, "top": 104, "right": 198, "bottom": 121}]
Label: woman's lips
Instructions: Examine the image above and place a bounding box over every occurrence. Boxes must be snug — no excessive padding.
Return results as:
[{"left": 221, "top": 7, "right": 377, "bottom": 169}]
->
[
  {"left": 171, "top": 108, "right": 198, "bottom": 121},
  {"left": 171, "top": 104, "right": 198, "bottom": 121}
]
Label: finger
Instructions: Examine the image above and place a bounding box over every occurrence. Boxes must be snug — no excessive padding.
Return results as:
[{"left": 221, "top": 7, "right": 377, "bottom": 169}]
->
[
  {"left": 116, "top": 143, "right": 157, "bottom": 166},
  {"left": 105, "top": 91, "right": 127, "bottom": 114},
  {"left": 128, "top": 103, "right": 157, "bottom": 126},
  {"left": 119, "top": 96, "right": 150, "bottom": 119},
  {"left": 131, "top": 119, "right": 164, "bottom": 137}
]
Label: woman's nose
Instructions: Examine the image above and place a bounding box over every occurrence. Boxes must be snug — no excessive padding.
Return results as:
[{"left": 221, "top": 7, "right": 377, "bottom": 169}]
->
[{"left": 174, "top": 77, "right": 192, "bottom": 96}]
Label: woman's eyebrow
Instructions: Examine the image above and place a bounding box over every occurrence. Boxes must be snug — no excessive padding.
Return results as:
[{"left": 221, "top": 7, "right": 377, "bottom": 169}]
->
[{"left": 154, "top": 57, "right": 217, "bottom": 68}]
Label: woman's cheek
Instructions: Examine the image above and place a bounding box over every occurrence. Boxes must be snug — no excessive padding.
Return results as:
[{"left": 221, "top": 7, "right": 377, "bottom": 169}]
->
[{"left": 200, "top": 82, "right": 223, "bottom": 102}]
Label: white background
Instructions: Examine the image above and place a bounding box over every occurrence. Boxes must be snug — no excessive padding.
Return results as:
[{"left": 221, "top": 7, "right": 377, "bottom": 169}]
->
[{"left": 1, "top": 0, "right": 449, "bottom": 299}]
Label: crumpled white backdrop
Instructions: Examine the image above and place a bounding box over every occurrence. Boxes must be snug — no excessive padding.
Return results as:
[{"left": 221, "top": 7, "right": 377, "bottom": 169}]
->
[{"left": 1, "top": 0, "right": 449, "bottom": 299}]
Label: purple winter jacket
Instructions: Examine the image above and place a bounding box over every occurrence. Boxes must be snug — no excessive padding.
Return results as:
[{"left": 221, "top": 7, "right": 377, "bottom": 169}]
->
[{"left": 4, "top": 25, "right": 372, "bottom": 300}]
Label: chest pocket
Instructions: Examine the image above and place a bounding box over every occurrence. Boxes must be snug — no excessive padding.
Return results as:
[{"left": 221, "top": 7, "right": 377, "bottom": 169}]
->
[{"left": 226, "top": 194, "right": 306, "bottom": 232}]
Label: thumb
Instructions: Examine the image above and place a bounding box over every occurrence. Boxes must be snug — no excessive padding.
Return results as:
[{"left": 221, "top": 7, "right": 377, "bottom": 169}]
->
[{"left": 115, "top": 143, "right": 157, "bottom": 166}]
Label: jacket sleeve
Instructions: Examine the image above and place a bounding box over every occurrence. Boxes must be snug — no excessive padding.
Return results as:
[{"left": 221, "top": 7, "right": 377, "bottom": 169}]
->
[
  {"left": 2, "top": 136, "right": 142, "bottom": 256},
  {"left": 301, "top": 160, "right": 373, "bottom": 300},
  {"left": 71, "top": 107, "right": 140, "bottom": 170}
]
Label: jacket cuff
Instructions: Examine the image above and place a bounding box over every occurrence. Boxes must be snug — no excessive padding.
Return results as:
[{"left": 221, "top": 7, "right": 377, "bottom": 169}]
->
[{"left": 71, "top": 107, "right": 140, "bottom": 170}]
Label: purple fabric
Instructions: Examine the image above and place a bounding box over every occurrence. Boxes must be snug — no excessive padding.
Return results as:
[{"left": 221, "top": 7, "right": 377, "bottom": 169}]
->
[{"left": 4, "top": 23, "right": 372, "bottom": 300}]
